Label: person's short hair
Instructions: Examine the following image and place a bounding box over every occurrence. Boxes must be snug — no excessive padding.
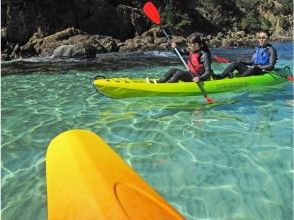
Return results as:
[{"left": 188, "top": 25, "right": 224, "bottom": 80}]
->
[{"left": 258, "top": 30, "right": 270, "bottom": 38}]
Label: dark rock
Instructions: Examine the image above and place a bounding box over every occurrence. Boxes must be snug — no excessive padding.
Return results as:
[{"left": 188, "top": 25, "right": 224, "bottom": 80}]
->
[
  {"left": 115, "top": 5, "right": 148, "bottom": 39},
  {"left": 1, "top": 52, "right": 11, "bottom": 61},
  {"left": 20, "top": 28, "right": 45, "bottom": 56},
  {"left": 98, "top": 36, "right": 119, "bottom": 52},
  {"left": 2, "top": 0, "right": 151, "bottom": 47},
  {"left": 1, "top": 28, "right": 7, "bottom": 48},
  {"left": 19, "top": 27, "right": 123, "bottom": 57}
]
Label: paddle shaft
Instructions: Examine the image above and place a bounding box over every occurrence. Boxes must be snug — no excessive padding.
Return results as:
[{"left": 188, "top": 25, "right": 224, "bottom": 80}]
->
[{"left": 161, "top": 27, "right": 208, "bottom": 98}]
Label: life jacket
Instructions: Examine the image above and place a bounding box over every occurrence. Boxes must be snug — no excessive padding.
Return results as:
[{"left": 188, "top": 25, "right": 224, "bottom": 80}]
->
[
  {"left": 188, "top": 52, "right": 204, "bottom": 76},
  {"left": 253, "top": 45, "right": 271, "bottom": 65}
]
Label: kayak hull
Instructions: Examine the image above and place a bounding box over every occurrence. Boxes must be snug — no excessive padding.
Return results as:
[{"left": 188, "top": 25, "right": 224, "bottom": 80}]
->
[{"left": 93, "top": 71, "right": 288, "bottom": 98}]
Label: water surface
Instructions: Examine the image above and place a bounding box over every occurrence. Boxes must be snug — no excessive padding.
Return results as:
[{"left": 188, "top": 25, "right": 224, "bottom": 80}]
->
[{"left": 2, "top": 42, "right": 293, "bottom": 220}]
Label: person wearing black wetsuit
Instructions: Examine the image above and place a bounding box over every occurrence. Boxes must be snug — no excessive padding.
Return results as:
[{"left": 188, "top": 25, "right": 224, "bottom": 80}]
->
[
  {"left": 212, "top": 30, "right": 277, "bottom": 79},
  {"left": 146, "top": 35, "right": 212, "bottom": 83}
]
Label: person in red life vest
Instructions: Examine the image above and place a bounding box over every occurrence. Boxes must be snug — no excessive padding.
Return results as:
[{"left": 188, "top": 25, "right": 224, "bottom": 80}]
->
[
  {"left": 212, "top": 30, "right": 277, "bottom": 79},
  {"left": 146, "top": 34, "right": 212, "bottom": 83}
]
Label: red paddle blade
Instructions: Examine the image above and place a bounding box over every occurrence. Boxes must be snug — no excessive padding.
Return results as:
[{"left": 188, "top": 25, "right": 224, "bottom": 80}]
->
[
  {"left": 213, "top": 56, "right": 231, "bottom": 63},
  {"left": 143, "top": 2, "right": 161, "bottom": 25},
  {"left": 205, "top": 97, "right": 215, "bottom": 104},
  {"left": 287, "top": 75, "right": 294, "bottom": 81}
]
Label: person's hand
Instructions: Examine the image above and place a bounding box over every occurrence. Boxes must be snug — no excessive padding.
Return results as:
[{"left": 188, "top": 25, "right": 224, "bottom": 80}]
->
[
  {"left": 171, "top": 42, "right": 177, "bottom": 49},
  {"left": 192, "top": 77, "right": 200, "bottom": 82}
]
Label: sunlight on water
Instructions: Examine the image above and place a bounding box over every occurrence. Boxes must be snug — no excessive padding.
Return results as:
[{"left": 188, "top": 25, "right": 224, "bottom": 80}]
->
[{"left": 1, "top": 42, "right": 293, "bottom": 220}]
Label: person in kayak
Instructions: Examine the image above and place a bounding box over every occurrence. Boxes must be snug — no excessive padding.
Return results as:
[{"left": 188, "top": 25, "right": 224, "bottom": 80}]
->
[
  {"left": 146, "top": 34, "right": 212, "bottom": 83},
  {"left": 212, "top": 30, "right": 277, "bottom": 79}
]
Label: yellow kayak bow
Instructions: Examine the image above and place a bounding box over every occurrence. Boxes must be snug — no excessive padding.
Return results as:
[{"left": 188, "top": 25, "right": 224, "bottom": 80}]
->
[{"left": 46, "top": 129, "right": 184, "bottom": 219}]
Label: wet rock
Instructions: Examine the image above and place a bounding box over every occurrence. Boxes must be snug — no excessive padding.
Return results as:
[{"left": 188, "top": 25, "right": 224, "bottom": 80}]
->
[
  {"left": 98, "top": 36, "right": 119, "bottom": 52},
  {"left": 53, "top": 44, "right": 96, "bottom": 58},
  {"left": 19, "top": 28, "right": 121, "bottom": 57}
]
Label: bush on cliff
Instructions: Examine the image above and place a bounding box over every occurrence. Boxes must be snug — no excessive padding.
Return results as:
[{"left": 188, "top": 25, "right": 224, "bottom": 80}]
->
[{"left": 159, "top": 0, "right": 192, "bottom": 34}]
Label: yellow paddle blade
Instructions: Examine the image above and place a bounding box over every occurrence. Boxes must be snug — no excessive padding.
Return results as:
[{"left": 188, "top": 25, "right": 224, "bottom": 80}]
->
[{"left": 46, "top": 129, "right": 184, "bottom": 220}]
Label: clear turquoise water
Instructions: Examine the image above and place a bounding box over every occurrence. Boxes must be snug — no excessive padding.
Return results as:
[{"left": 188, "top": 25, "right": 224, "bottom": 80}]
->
[{"left": 2, "top": 42, "right": 293, "bottom": 219}]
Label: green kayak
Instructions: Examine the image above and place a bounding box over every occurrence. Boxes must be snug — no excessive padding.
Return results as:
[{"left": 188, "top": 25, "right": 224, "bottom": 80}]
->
[{"left": 92, "top": 69, "right": 290, "bottom": 99}]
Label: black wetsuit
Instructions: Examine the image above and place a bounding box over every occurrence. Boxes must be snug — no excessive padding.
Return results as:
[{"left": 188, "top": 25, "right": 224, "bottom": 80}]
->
[
  {"left": 216, "top": 44, "right": 277, "bottom": 79},
  {"left": 158, "top": 49, "right": 212, "bottom": 83}
]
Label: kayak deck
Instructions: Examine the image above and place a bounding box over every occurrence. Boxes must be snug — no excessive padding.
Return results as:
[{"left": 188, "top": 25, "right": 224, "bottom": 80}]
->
[
  {"left": 46, "top": 130, "right": 184, "bottom": 219},
  {"left": 93, "top": 71, "right": 289, "bottom": 99}
]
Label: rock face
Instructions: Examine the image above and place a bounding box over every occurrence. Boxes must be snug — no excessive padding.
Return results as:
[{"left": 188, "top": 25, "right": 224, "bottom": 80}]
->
[
  {"left": 2, "top": 0, "right": 149, "bottom": 44},
  {"left": 1, "top": 0, "right": 293, "bottom": 60},
  {"left": 53, "top": 44, "right": 97, "bottom": 58},
  {"left": 19, "top": 27, "right": 119, "bottom": 57}
]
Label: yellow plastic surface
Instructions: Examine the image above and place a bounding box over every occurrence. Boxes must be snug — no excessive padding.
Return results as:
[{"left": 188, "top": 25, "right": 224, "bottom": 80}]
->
[
  {"left": 46, "top": 129, "right": 184, "bottom": 220},
  {"left": 93, "top": 72, "right": 287, "bottom": 98}
]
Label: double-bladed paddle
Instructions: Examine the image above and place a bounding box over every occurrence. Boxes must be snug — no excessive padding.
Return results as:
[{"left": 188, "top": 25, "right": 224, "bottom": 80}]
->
[{"left": 143, "top": 2, "right": 215, "bottom": 104}]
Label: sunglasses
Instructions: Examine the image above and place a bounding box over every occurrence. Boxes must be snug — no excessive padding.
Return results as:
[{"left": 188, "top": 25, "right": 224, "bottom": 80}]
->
[{"left": 258, "top": 36, "right": 267, "bottom": 39}]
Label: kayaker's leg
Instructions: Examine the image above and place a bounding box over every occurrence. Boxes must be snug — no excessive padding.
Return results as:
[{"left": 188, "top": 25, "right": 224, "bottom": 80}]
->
[
  {"left": 157, "top": 68, "right": 178, "bottom": 83},
  {"left": 180, "top": 71, "right": 194, "bottom": 82},
  {"left": 240, "top": 66, "right": 263, "bottom": 77},
  {"left": 166, "top": 70, "right": 189, "bottom": 83},
  {"left": 218, "top": 61, "right": 249, "bottom": 78}
]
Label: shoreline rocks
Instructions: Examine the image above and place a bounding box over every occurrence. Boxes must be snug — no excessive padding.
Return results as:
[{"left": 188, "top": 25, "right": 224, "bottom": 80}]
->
[
  {"left": 1, "top": 27, "right": 293, "bottom": 61},
  {"left": 2, "top": 0, "right": 292, "bottom": 61}
]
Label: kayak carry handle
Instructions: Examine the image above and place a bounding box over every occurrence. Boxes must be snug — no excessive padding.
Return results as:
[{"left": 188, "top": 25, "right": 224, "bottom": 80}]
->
[{"left": 92, "top": 75, "right": 106, "bottom": 81}]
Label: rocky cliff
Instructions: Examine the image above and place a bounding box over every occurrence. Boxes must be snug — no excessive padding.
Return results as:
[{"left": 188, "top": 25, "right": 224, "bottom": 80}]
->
[{"left": 1, "top": 0, "right": 293, "bottom": 60}]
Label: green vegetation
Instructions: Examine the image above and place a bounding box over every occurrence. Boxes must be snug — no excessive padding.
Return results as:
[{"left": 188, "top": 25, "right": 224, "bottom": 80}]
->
[
  {"left": 240, "top": 11, "right": 261, "bottom": 33},
  {"left": 159, "top": 0, "right": 192, "bottom": 33},
  {"left": 279, "top": 0, "right": 293, "bottom": 14}
]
